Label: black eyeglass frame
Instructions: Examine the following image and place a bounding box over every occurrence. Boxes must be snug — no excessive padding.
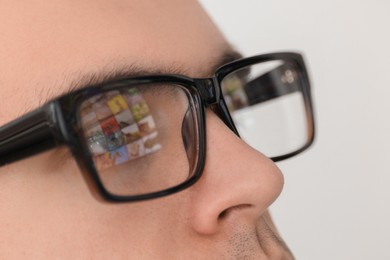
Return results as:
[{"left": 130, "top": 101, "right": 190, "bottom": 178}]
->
[{"left": 0, "top": 52, "right": 315, "bottom": 202}]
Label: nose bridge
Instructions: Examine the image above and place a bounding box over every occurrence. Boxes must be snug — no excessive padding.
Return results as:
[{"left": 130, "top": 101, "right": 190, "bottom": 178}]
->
[
  {"left": 188, "top": 111, "right": 285, "bottom": 234},
  {"left": 194, "top": 77, "right": 220, "bottom": 106}
]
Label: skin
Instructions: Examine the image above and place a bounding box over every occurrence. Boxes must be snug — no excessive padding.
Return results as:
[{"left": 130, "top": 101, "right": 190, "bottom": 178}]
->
[{"left": 0, "top": 0, "right": 294, "bottom": 259}]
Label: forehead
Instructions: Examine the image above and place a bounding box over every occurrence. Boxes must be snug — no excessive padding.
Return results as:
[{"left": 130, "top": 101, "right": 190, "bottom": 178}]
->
[{"left": 0, "top": 0, "right": 229, "bottom": 123}]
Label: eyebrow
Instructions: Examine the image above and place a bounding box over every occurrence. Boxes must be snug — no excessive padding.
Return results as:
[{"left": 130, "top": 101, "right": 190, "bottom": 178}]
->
[{"left": 53, "top": 48, "right": 243, "bottom": 101}]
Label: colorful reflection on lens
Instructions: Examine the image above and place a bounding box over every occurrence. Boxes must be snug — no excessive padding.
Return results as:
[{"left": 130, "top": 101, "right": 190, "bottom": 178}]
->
[{"left": 79, "top": 88, "right": 162, "bottom": 171}]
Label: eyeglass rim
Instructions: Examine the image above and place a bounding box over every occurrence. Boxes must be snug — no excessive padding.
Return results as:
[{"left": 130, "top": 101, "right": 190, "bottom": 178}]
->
[
  {"left": 62, "top": 79, "right": 207, "bottom": 203},
  {"left": 0, "top": 52, "right": 315, "bottom": 202},
  {"left": 61, "top": 52, "right": 315, "bottom": 202},
  {"left": 217, "top": 52, "right": 315, "bottom": 162}
]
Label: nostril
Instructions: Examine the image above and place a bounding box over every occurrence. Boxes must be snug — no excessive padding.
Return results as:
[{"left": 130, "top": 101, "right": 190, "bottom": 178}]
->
[
  {"left": 218, "top": 204, "right": 253, "bottom": 220},
  {"left": 218, "top": 209, "right": 228, "bottom": 220}
]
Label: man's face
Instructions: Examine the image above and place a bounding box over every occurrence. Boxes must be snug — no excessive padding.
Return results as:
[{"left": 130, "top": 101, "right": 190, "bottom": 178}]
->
[{"left": 0, "top": 0, "right": 292, "bottom": 259}]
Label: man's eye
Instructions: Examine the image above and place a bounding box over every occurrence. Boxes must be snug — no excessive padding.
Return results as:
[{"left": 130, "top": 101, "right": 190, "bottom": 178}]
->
[
  {"left": 79, "top": 86, "right": 165, "bottom": 172},
  {"left": 87, "top": 132, "right": 108, "bottom": 154}
]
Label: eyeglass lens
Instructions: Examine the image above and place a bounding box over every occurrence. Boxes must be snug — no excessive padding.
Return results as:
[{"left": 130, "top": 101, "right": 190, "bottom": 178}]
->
[
  {"left": 78, "top": 84, "right": 199, "bottom": 196},
  {"left": 221, "top": 60, "right": 310, "bottom": 158}
]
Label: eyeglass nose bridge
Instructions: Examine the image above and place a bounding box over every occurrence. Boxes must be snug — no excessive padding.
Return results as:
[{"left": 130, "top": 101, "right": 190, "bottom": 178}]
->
[
  {"left": 194, "top": 77, "right": 221, "bottom": 106},
  {"left": 194, "top": 77, "right": 239, "bottom": 135}
]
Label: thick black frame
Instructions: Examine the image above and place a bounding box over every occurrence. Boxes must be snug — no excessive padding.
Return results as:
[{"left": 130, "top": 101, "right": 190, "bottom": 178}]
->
[{"left": 0, "top": 52, "right": 315, "bottom": 202}]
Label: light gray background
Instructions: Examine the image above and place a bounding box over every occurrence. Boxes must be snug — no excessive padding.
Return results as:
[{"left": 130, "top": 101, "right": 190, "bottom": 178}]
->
[{"left": 199, "top": 1, "right": 390, "bottom": 259}]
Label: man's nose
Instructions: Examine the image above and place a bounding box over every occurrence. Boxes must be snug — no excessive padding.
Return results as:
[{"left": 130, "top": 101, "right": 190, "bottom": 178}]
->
[{"left": 188, "top": 110, "right": 284, "bottom": 235}]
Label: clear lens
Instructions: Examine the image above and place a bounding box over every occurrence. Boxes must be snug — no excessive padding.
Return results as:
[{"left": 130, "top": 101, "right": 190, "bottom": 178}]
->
[
  {"left": 221, "top": 60, "right": 310, "bottom": 158},
  {"left": 78, "top": 84, "right": 199, "bottom": 196}
]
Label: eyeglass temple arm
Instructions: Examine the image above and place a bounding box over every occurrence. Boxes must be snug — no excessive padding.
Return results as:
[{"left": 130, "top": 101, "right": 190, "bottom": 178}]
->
[
  {"left": 0, "top": 103, "right": 60, "bottom": 167},
  {"left": 244, "top": 63, "right": 300, "bottom": 105}
]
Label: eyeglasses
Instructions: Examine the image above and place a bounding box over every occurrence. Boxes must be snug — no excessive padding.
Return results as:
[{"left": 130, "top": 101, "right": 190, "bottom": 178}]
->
[{"left": 0, "top": 52, "right": 315, "bottom": 202}]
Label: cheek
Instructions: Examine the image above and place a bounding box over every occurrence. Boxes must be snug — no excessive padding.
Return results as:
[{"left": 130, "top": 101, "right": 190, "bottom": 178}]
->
[{"left": 0, "top": 150, "right": 189, "bottom": 257}]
